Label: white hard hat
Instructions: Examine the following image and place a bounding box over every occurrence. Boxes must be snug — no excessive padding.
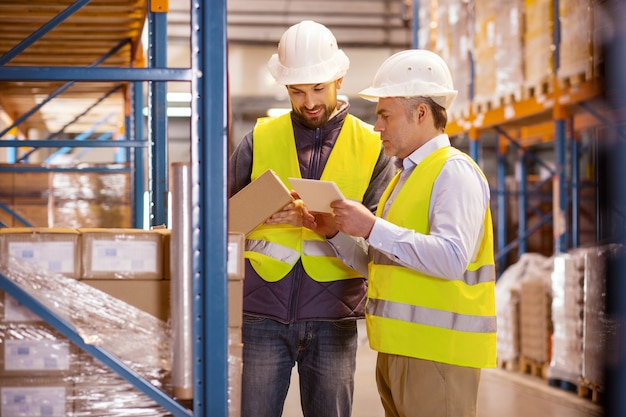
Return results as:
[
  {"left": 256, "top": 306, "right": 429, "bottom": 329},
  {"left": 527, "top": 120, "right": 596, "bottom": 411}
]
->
[
  {"left": 359, "top": 49, "right": 458, "bottom": 109},
  {"left": 267, "top": 20, "right": 350, "bottom": 85}
]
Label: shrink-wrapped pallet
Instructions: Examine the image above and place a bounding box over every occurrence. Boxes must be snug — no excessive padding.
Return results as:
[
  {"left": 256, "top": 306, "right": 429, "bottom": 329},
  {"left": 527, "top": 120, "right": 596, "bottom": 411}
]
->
[
  {"left": 548, "top": 249, "right": 586, "bottom": 384},
  {"left": 523, "top": 0, "right": 555, "bottom": 91}
]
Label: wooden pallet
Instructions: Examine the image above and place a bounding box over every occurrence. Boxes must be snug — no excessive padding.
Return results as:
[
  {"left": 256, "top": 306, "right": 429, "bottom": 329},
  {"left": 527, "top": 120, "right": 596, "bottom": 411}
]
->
[
  {"left": 522, "top": 78, "right": 554, "bottom": 101},
  {"left": 519, "top": 357, "right": 549, "bottom": 379},
  {"left": 577, "top": 378, "right": 604, "bottom": 403},
  {"left": 497, "top": 357, "right": 519, "bottom": 372},
  {"left": 558, "top": 71, "right": 594, "bottom": 90}
]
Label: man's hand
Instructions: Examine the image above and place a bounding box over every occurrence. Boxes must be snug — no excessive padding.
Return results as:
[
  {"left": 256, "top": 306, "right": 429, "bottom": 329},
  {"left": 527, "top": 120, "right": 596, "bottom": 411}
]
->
[
  {"left": 302, "top": 211, "right": 339, "bottom": 238},
  {"left": 331, "top": 199, "right": 376, "bottom": 239},
  {"left": 265, "top": 199, "right": 306, "bottom": 227}
]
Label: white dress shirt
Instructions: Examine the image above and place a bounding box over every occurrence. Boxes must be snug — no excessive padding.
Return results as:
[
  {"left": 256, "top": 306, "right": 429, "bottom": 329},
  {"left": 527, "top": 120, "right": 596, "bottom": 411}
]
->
[{"left": 330, "top": 134, "right": 490, "bottom": 280}]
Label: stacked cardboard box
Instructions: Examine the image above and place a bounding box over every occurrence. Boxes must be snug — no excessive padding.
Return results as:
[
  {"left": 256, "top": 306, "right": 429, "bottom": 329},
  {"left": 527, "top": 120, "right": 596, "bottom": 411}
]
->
[
  {"left": 582, "top": 245, "right": 621, "bottom": 391},
  {"left": 519, "top": 278, "right": 552, "bottom": 366},
  {"left": 523, "top": 0, "right": 555, "bottom": 91},
  {"left": 548, "top": 249, "right": 586, "bottom": 384},
  {"left": 0, "top": 164, "right": 131, "bottom": 229},
  {"left": 0, "top": 290, "right": 78, "bottom": 417}
]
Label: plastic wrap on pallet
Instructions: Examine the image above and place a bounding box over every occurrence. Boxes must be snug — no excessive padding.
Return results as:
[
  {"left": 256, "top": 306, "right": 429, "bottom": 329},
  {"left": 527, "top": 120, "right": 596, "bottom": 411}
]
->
[
  {"left": 436, "top": 0, "right": 472, "bottom": 119},
  {"left": 519, "top": 269, "right": 553, "bottom": 364},
  {"left": 523, "top": 0, "right": 554, "bottom": 88},
  {"left": 0, "top": 258, "right": 173, "bottom": 416},
  {"left": 50, "top": 164, "right": 131, "bottom": 229},
  {"left": 558, "top": 0, "right": 595, "bottom": 81},
  {"left": 416, "top": 0, "right": 435, "bottom": 50},
  {"left": 548, "top": 249, "right": 586, "bottom": 384},
  {"left": 472, "top": 0, "right": 497, "bottom": 104},
  {"left": 495, "top": 252, "right": 553, "bottom": 366},
  {"left": 495, "top": 0, "right": 524, "bottom": 98},
  {"left": 582, "top": 244, "right": 623, "bottom": 388}
]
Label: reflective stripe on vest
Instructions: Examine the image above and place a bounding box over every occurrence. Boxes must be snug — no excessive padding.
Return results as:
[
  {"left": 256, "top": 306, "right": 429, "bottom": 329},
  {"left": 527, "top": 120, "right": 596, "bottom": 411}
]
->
[
  {"left": 367, "top": 146, "right": 497, "bottom": 368},
  {"left": 371, "top": 250, "right": 494, "bottom": 285},
  {"left": 367, "top": 298, "right": 497, "bottom": 333},
  {"left": 247, "top": 113, "right": 381, "bottom": 282}
]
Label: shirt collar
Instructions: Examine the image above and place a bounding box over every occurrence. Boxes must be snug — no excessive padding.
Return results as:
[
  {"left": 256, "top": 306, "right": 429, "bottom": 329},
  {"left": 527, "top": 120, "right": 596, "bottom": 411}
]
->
[{"left": 401, "top": 133, "right": 451, "bottom": 171}]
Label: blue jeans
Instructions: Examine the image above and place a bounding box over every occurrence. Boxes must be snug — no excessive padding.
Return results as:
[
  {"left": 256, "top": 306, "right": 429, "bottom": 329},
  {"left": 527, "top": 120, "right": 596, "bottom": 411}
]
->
[{"left": 241, "top": 315, "right": 358, "bottom": 417}]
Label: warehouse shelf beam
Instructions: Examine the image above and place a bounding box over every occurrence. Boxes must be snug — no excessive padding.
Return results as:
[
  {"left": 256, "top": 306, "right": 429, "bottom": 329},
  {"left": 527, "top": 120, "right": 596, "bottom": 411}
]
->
[
  {"left": 495, "top": 137, "right": 507, "bottom": 277},
  {"left": 16, "top": 84, "right": 125, "bottom": 162},
  {"left": 0, "top": 38, "right": 132, "bottom": 139},
  {"left": 0, "top": 166, "right": 130, "bottom": 173},
  {"left": 571, "top": 127, "right": 580, "bottom": 248},
  {"left": 44, "top": 112, "right": 118, "bottom": 164},
  {"left": 518, "top": 148, "right": 528, "bottom": 256},
  {"left": 0, "top": 272, "right": 193, "bottom": 417},
  {"left": 0, "top": 0, "right": 91, "bottom": 66},
  {"left": 0, "top": 140, "right": 148, "bottom": 148},
  {"left": 190, "top": 0, "right": 229, "bottom": 415},
  {"left": 147, "top": 7, "right": 169, "bottom": 227},
  {"left": 0, "top": 67, "right": 192, "bottom": 82},
  {"left": 0, "top": 201, "right": 32, "bottom": 227},
  {"left": 0, "top": 0, "right": 225, "bottom": 413},
  {"left": 132, "top": 81, "right": 146, "bottom": 229}
]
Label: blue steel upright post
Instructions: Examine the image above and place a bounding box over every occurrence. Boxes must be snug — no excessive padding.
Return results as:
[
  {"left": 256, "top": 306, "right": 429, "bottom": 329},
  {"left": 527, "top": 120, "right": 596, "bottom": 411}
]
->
[
  {"left": 147, "top": 5, "right": 169, "bottom": 227},
  {"left": 190, "top": 0, "right": 229, "bottom": 416}
]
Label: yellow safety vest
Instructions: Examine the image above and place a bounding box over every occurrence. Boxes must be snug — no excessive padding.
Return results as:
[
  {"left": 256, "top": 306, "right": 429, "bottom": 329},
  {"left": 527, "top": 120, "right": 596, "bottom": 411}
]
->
[
  {"left": 247, "top": 112, "right": 382, "bottom": 282},
  {"left": 367, "top": 146, "right": 497, "bottom": 368}
]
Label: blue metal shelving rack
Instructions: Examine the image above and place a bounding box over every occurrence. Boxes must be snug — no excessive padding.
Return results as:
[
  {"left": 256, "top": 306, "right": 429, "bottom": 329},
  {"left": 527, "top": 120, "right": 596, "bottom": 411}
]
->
[{"left": 0, "top": 1, "right": 229, "bottom": 416}]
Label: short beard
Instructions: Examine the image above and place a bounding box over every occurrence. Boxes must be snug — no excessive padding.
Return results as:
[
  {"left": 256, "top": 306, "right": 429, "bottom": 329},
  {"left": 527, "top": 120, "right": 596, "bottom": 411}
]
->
[{"left": 292, "top": 103, "right": 336, "bottom": 129}]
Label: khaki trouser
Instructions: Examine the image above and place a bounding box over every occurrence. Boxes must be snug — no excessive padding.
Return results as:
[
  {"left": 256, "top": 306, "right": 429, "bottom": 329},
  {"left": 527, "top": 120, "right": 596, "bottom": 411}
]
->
[{"left": 375, "top": 353, "right": 481, "bottom": 417}]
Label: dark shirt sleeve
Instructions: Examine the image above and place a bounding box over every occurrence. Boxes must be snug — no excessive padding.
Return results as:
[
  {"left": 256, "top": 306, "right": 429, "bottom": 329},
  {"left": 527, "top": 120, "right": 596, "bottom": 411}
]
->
[
  {"left": 228, "top": 131, "right": 254, "bottom": 197},
  {"left": 361, "top": 148, "right": 397, "bottom": 214}
]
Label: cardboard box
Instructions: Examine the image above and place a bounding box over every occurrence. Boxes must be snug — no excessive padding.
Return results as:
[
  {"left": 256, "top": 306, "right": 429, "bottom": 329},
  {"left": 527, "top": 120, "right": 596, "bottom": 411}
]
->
[
  {"left": 0, "top": 290, "right": 41, "bottom": 323},
  {"left": 0, "top": 323, "right": 78, "bottom": 378},
  {"left": 228, "top": 279, "right": 243, "bottom": 328},
  {"left": 228, "top": 169, "right": 293, "bottom": 235},
  {"left": 228, "top": 232, "right": 245, "bottom": 280},
  {"left": 82, "top": 279, "right": 171, "bottom": 321},
  {"left": 154, "top": 228, "right": 171, "bottom": 280},
  {"left": 0, "top": 376, "right": 72, "bottom": 417},
  {"left": 0, "top": 228, "right": 80, "bottom": 278},
  {"left": 79, "top": 228, "right": 163, "bottom": 280}
]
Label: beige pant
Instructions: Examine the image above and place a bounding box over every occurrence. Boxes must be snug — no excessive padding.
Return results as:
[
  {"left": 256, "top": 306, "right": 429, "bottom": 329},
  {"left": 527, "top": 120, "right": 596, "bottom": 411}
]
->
[{"left": 375, "top": 353, "right": 481, "bottom": 417}]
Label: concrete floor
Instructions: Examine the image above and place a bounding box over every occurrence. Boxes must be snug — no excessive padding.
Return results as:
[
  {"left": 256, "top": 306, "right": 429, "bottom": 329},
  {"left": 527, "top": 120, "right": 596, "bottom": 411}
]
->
[{"left": 283, "top": 322, "right": 604, "bottom": 417}]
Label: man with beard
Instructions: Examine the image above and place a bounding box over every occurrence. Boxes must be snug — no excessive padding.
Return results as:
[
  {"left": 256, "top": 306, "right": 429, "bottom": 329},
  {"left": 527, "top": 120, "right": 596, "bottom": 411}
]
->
[{"left": 229, "top": 20, "right": 396, "bottom": 417}]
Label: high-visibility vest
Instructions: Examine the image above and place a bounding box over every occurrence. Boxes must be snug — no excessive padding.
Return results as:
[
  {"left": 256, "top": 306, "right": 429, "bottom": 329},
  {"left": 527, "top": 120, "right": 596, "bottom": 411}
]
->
[
  {"left": 367, "top": 146, "right": 497, "bottom": 368},
  {"left": 246, "top": 112, "right": 382, "bottom": 282}
]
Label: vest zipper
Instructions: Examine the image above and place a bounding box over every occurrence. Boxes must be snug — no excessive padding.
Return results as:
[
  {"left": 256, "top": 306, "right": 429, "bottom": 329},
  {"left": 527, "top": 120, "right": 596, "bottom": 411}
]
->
[
  {"left": 310, "top": 128, "right": 322, "bottom": 179},
  {"left": 288, "top": 259, "right": 304, "bottom": 322}
]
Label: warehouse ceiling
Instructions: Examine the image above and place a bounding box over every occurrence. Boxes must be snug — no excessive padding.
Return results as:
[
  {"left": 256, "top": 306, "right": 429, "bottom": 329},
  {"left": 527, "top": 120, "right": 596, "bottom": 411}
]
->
[{"left": 0, "top": 0, "right": 413, "bottom": 141}]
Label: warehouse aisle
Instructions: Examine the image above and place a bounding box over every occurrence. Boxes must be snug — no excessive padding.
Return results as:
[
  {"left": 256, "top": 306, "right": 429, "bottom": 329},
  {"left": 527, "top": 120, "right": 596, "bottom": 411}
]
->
[{"left": 283, "top": 322, "right": 604, "bottom": 417}]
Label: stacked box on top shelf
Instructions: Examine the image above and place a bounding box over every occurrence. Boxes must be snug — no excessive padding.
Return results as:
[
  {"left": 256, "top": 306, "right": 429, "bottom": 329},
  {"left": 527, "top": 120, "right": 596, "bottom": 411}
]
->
[
  {"left": 436, "top": 0, "right": 472, "bottom": 120},
  {"left": 558, "top": 0, "right": 596, "bottom": 84},
  {"left": 0, "top": 228, "right": 81, "bottom": 278},
  {"left": 415, "top": 0, "right": 435, "bottom": 51},
  {"left": 0, "top": 164, "right": 51, "bottom": 227},
  {"left": 78, "top": 228, "right": 170, "bottom": 322},
  {"left": 523, "top": 0, "right": 555, "bottom": 94},
  {"left": 51, "top": 166, "right": 131, "bottom": 229},
  {"left": 495, "top": 0, "right": 525, "bottom": 102},
  {"left": 472, "top": 0, "right": 497, "bottom": 109}
]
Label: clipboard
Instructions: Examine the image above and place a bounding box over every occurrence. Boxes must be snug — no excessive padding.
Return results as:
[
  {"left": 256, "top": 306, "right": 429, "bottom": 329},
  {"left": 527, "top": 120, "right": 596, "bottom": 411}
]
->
[{"left": 288, "top": 177, "right": 345, "bottom": 213}]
